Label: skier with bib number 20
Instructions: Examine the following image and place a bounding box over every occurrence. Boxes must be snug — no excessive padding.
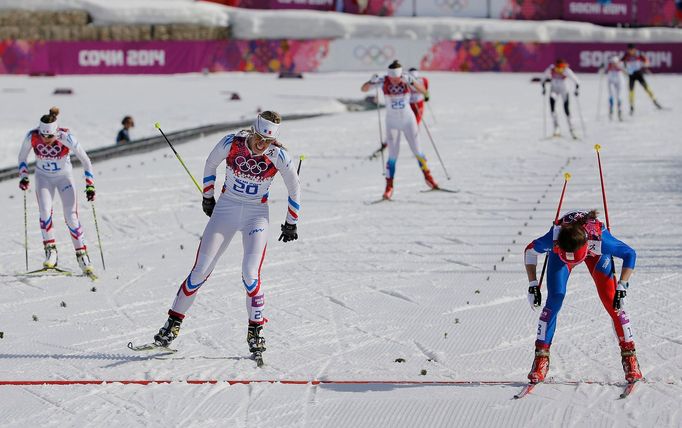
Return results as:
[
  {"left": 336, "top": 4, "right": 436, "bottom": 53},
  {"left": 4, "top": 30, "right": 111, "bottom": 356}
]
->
[
  {"left": 152, "top": 111, "right": 301, "bottom": 364},
  {"left": 524, "top": 210, "right": 642, "bottom": 384}
]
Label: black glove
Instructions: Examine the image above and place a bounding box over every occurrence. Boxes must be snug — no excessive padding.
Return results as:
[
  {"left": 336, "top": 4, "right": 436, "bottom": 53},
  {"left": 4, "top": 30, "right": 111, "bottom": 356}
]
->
[
  {"left": 613, "top": 280, "right": 628, "bottom": 310},
  {"left": 424, "top": 91, "right": 430, "bottom": 102},
  {"left": 202, "top": 197, "right": 216, "bottom": 217},
  {"left": 574, "top": 85, "right": 580, "bottom": 97},
  {"left": 19, "top": 177, "right": 29, "bottom": 191},
  {"left": 279, "top": 222, "right": 298, "bottom": 242},
  {"left": 527, "top": 280, "right": 541, "bottom": 310},
  {"left": 85, "top": 185, "right": 96, "bottom": 201}
]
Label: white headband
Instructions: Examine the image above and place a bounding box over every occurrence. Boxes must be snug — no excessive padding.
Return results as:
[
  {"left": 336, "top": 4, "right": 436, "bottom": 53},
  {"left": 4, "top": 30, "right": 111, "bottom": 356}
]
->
[
  {"left": 253, "top": 115, "right": 280, "bottom": 140},
  {"left": 387, "top": 67, "right": 402, "bottom": 77},
  {"left": 38, "top": 121, "right": 58, "bottom": 135}
]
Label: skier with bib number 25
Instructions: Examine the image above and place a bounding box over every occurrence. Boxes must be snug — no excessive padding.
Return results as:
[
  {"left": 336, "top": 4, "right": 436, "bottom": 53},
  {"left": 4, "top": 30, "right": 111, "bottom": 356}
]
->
[
  {"left": 361, "top": 60, "right": 437, "bottom": 200},
  {"left": 151, "top": 111, "right": 301, "bottom": 365},
  {"left": 524, "top": 210, "right": 642, "bottom": 385}
]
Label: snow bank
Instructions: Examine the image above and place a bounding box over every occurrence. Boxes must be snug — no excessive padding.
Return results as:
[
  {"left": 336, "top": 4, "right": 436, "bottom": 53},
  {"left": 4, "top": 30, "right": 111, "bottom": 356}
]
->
[{"left": 1, "top": 0, "right": 682, "bottom": 42}]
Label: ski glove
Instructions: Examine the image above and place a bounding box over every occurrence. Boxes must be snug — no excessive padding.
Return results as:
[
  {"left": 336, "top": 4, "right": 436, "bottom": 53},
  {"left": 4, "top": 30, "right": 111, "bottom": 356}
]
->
[
  {"left": 574, "top": 85, "right": 580, "bottom": 97},
  {"left": 424, "top": 92, "right": 430, "bottom": 102},
  {"left": 369, "top": 74, "right": 380, "bottom": 84},
  {"left": 202, "top": 197, "right": 216, "bottom": 217},
  {"left": 279, "top": 222, "right": 298, "bottom": 243},
  {"left": 613, "top": 280, "right": 628, "bottom": 310},
  {"left": 85, "top": 185, "right": 96, "bottom": 201},
  {"left": 19, "top": 177, "right": 29, "bottom": 191},
  {"left": 528, "top": 280, "right": 541, "bottom": 310}
]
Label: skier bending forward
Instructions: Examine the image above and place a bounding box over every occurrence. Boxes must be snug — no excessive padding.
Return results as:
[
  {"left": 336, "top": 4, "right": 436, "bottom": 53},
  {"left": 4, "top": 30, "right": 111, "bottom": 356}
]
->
[
  {"left": 524, "top": 210, "right": 642, "bottom": 384},
  {"left": 153, "top": 111, "right": 301, "bottom": 362}
]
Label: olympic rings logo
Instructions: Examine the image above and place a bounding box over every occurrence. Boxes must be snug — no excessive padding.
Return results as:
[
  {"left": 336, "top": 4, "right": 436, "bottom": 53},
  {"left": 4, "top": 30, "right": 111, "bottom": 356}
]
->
[
  {"left": 235, "top": 156, "right": 268, "bottom": 175},
  {"left": 353, "top": 45, "right": 396, "bottom": 65},
  {"left": 435, "top": 0, "right": 468, "bottom": 12},
  {"left": 35, "top": 143, "right": 63, "bottom": 158}
]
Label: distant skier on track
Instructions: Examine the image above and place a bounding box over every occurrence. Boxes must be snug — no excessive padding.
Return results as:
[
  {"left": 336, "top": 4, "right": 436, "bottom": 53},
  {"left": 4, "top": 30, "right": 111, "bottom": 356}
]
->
[
  {"left": 151, "top": 111, "right": 301, "bottom": 366},
  {"left": 524, "top": 210, "right": 642, "bottom": 384},
  {"left": 621, "top": 43, "right": 663, "bottom": 115},
  {"left": 542, "top": 58, "right": 580, "bottom": 139},
  {"left": 600, "top": 56, "right": 626, "bottom": 121},
  {"left": 17, "top": 107, "right": 96, "bottom": 276},
  {"left": 361, "top": 60, "right": 437, "bottom": 200}
]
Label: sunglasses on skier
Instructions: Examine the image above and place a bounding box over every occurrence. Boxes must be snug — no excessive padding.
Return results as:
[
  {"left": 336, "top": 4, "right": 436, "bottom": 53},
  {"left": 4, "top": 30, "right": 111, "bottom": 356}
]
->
[{"left": 40, "top": 133, "right": 56, "bottom": 139}]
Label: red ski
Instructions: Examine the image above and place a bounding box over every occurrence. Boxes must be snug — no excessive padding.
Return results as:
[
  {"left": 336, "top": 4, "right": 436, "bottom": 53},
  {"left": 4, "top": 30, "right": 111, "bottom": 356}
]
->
[{"left": 514, "top": 382, "right": 539, "bottom": 399}]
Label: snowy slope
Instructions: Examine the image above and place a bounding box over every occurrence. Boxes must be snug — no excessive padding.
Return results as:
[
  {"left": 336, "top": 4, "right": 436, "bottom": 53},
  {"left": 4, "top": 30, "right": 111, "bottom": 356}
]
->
[{"left": 0, "top": 72, "right": 680, "bottom": 427}]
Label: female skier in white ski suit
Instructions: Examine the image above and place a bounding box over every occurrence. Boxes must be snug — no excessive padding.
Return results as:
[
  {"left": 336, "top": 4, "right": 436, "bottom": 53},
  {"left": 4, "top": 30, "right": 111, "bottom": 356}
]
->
[
  {"left": 17, "top": 107, "right": 95, "bottom": 274},
  {"left": 361, "top": 60, "right": 436, "bottom": 200},
  {"left": 153, "top": 111, "right": 301, "bottom": 356}
]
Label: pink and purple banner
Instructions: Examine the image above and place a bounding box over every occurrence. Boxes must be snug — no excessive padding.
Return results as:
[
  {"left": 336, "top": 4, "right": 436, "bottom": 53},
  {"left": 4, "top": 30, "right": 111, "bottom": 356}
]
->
[
  {"left": 562, "top": 0, "right": 633, "bottom": 24},
  {"left": 1, "top": 39, "right": 681, "bottom": 74},
  {"left": 204, "top": 0, "right": 336, "bottom": 10}
]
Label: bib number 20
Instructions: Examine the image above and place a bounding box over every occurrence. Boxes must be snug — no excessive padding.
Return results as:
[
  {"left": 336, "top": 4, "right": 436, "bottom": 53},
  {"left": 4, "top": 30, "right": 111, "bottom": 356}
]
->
[{"left": 233, "top": 178, "right": 259, "bottom": 195}]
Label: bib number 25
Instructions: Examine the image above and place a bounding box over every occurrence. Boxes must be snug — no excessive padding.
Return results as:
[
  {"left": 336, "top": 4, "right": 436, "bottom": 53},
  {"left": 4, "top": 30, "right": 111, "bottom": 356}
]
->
[
  {"left": 391, "top": 100, "right": 405, "bottom": 109},
  {"left": 233, "top": 178, "right": 259, "bottom": 195}
]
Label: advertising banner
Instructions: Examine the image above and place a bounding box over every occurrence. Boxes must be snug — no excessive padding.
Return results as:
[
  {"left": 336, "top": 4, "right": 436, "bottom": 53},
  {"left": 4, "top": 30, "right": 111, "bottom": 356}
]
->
[
  {"left": 636, "top": 0, "right": 681, "bottom": 26},
  {"left": 206, "top": 0, "right": 336, "bottom": 10},
  {"left": 1, "top": 39, "right": 681, "bottom": 75},
  {"left": 562, "top": 0, "right": 632, "bottom": 24}
]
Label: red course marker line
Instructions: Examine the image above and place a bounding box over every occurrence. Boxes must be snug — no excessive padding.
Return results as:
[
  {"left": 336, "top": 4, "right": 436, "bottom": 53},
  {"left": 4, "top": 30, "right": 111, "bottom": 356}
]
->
[
  {"left": 0, "top": 380, "right": 520, "bottom": 386},
  {"left": 0, "top": 380, "right": 672, "bottom": 387}
]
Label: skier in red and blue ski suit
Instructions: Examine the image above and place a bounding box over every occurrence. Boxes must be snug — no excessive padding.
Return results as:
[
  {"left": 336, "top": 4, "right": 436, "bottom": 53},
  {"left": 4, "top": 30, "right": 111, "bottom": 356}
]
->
[{"left": 523, "top": 210, "right": 642, "bottom": 383}]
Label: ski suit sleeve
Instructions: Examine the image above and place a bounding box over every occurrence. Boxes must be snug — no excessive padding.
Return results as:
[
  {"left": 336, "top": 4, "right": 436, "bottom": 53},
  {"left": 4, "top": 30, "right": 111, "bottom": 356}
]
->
[
  {"left": 63, "top": 132, "right": 95, "bottom": 187},
  {"left": 566, "top": 68, "right": 580, "bottom": 87},
  {"left": 542, "top": 65, "right": 553, "bottom": 81},
  {"left": 524, "top": 227, "right": 554, "bottom": 265},
  {"left": 601, "top": 228, "right": 636, "bottom": 269},
  {"left": 274, "top": 147, "right": 300, "bottom": 225},
  {"left": 202, "top": 134, "right": 233, "bottom": 198},
  {"left": 17, "top": 131, "right": 32, "bottom": 179}
]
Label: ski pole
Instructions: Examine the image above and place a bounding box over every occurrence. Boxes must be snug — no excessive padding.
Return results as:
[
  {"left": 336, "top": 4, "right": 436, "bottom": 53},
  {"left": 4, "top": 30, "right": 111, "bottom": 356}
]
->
[
  {"left": 155, "top": 123, "right": 202, "bottom": 194},
  {"left": 23, "top": 192, "right": 28, "bottom": 271},
  {"left": 594, "top": 144, "right": 610, "bottom": 230},
  {"left": 374, "top": 87, "right": 385, "bottom": 175},
  {"left": 91, "top": 202, "right": 106, "bottom": 271},
  {"left": 596, "top": 70, "right": 604, "bottom": 121},
  {"left": 542, "top": 88, "right": 547, "bottom": 139},
  {"left": 426, "top": 101, "right": 437, "bottom": 125},
  {"left": 576, "top": 94, "right": 587, "bottom": 138},
  {"left": 297, "top": 155, "right": 304, "bottom": 175},
  {"left": 538, "top": 172, "right": 571, "bottom": 289},
  {"left": 422, "top": 121, "right": 451, "bottom": 180}
]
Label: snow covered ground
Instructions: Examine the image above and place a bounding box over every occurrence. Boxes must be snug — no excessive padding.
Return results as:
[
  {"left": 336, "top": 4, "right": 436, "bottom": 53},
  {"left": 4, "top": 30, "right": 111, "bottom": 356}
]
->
[{"left": 0, "top": 72, "right": 680, "bottom": 426}]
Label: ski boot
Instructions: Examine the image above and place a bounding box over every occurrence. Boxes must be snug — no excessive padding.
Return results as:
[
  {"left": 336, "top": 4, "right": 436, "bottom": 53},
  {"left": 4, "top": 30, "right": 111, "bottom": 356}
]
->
[
  {"left": 653, "top": 99, "right": 663, "bottom": 110},
  {"left": 382, "top": 178, "right": 394, "bottom": 200},
  {"left": 528, "top": 343, "right": 550, "bottom": 384},
  {"left": 43, "top": 243, "right": 58, "bottom": 269},
  {"left": 620, "top": 342, "right": 643, "bottom": 383},
  {"left": 617, "top": 108, "right": 623, "bottom": 122},
  {"left": 423, "top": 170, "right": 439, "bottom": 190},
  {"left": 629, "top": 105, "right": 634, "bottom": 116},
  {"left": 247, "top": 323, "right": 266, "bottom": 366},
  {"left": 154, "top": 313, "right": 183, "bottom": 347},
  {"left": 608, "top": 105, "right": 613, "bottom": 121},
  {"left": 75, "top": 249, "right": 95, "bottom": 277}
]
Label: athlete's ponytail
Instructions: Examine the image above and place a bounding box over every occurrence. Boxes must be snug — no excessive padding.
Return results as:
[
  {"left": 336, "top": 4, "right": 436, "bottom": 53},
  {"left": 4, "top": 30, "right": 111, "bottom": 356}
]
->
[{"left": 40, "top": 106, "right": 60, "bottom": 124}]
